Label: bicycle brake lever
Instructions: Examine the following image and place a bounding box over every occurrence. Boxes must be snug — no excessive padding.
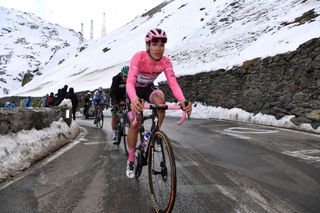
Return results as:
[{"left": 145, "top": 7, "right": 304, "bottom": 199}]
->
[{"left": 184, "top": 101, "right": 191, "bottom": 120}]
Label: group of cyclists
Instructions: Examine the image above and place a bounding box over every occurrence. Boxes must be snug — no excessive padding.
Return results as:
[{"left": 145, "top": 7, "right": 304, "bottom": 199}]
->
[{"left": 86, "top": 28, "right": 192, "bottom": 178}]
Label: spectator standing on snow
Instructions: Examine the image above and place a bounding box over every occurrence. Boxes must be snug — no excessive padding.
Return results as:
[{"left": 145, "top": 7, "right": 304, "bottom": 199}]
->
[{"left": 65, "top": 87, "right": 78, "bottom": 120}]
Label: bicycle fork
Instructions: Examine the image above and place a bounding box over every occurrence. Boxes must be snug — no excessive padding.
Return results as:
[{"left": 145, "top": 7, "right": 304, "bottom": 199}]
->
[{"left": 151, "top": 136, "right": 168, "bottom": 181}]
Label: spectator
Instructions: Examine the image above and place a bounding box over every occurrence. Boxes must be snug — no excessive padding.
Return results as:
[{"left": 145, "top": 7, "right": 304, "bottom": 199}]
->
[
  {"left": 47, "top": 92, "right": 56, "bottom": 106},
  {"left": 23, "top": 96, "right": 32, "bottom": 107},
  {"left": 33, "top": 98, "right": 41, "bottom": 107},
  {"left": 83, "top": 92, "right": 92, "bottom": 117},
  {"left": 4, "top": 101, "right": 16, "bottom": 109},
  {"left": 56, "top": 85, "right": 68, "bottom": 105},
  {"left": 66, "top": 87, "right": 78, "bottom": 120},
  {"left": 40, "top": 94, "right": 48, "bottom": 107}
]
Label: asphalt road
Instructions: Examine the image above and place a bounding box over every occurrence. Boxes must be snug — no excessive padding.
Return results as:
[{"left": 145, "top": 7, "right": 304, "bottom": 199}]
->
[{"left": 0, "top": 115, "right": 320, "bottom": 213}]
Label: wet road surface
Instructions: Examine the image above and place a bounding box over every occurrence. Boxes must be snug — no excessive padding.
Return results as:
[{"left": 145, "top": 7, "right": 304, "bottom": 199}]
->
[{"left": 0, "top": 116, "right": 319, "bottom": 212}]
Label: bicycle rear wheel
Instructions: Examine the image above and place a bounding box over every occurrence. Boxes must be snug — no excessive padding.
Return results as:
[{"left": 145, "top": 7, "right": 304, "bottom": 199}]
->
[
  {"left": 148, "top": 131, "right": 176, "bottom": 213},
  {"left": 97, "top": 111, "right": 104, "bottom": 128}
]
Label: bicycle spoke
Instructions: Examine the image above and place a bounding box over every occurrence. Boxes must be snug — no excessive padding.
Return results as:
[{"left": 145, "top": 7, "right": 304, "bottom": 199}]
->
[{"left": 148, "top": 131, "right": 176, "bottom": 212}]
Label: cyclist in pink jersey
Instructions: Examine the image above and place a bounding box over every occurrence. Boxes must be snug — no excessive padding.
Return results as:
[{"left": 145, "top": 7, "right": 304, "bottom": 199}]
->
[{"left": 125, "top": 28, "right": 192, "bottom": 178}]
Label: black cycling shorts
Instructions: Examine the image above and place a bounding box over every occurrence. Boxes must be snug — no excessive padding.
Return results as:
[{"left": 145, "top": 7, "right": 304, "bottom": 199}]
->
[{"left": 127, "top": 85, "right": 160, "bottom": 111}]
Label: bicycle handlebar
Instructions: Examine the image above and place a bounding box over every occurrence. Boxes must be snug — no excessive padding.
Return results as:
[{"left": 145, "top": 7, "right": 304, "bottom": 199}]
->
[
  {"left": 132, "top": 103, "right": 187, "bottom": 126},
  {"left": 144, "top": 103, "right": 187, "bottom": 125}
]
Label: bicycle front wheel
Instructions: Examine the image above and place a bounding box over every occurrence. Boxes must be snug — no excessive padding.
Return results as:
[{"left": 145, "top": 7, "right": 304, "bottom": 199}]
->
[
  {"left": 117, "top": 118, "right": 128, "bottom": 156},
  {"left": 122, "top": 117, "right": 128, "bottom": 156},
  {"left": 98, "top": 111, "right": 104, "bottom": 128},
  {"left": 148, "top": 131, "right": 176, "bottom": 213}
]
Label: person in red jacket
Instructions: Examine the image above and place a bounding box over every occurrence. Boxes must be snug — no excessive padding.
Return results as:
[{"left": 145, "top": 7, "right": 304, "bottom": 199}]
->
[{"left": 47, "top": 92, "right": 56, "bottom": 107}]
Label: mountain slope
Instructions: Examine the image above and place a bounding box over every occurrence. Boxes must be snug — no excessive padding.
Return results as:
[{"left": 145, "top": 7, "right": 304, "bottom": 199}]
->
[
  {"left": 0, "top": 6, "right": 83, "bottom": 97},
  {"left": 3, "top": 0, "right": 320, "bottom": 97}
]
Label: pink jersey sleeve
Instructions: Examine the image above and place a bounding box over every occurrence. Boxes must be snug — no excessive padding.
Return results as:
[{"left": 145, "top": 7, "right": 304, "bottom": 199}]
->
[
  {"left": 126, "top": 52, "right": 140, "bottom": 102},
  {"left": 163, "top": 57, "right": 185, "bottom": 102}
]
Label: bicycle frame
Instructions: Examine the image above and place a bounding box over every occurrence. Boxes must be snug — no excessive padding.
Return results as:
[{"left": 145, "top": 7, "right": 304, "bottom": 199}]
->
[
  {"left": 133, "top": 103, "right": 186, "bottom": 127},
  {"left": 133, "top": 103, "right": 186, "bottom": 172},
  {"left": 95, "top": 103, "right": 105, "bottom": 128}
]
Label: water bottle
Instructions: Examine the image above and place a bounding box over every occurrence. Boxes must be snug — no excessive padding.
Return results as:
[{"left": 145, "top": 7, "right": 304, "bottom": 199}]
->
[{"left": 142, "top": 131, "right": 151, "bottom": 151}]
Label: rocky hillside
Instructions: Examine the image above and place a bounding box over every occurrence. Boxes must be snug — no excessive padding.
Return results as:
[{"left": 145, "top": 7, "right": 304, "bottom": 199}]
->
[
  {"left": 160, "top": 37, "right": 320, "bottom": 129},
  {"left": 0, "top": 6, "right": 83, "bottom": 96}
]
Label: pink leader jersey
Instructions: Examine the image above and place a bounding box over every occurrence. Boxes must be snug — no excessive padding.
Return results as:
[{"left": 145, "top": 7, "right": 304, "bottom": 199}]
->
[{"left": 126, "top": 51, "right": 185, "bottom": 102}]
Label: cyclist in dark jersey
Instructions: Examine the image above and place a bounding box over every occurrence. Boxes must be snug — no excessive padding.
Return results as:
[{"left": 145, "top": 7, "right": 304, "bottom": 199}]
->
[{"left": 110, "top": 65, "right": 128, "bottom": 144}]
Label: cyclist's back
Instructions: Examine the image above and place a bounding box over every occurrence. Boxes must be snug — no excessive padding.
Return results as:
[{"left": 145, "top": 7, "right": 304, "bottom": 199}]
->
[
  {"left": 92, "top": 87, "right": 107, "bottom": 105},
  {"left": 92, "top": 87, "right": 107, "bottom": 124},
  {"left": 110, "top": 72, "right": 126, "bottom": 104}
]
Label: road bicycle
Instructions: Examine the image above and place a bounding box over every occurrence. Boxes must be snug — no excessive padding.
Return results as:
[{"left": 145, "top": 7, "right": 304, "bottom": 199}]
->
[
  {"left": 133, "top": 101, "right": 187, "bottom": 213},
  {"left": 94, "top": 104, "right": 105, "bottom": 128},
  {"left": 114, "top": 103, "right": 129, "bottom": 156}
]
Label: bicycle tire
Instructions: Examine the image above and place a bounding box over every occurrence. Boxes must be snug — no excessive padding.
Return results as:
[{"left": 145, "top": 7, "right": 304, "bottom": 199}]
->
[
  {"left": 98, "top": 110, "right": 104, "bottom": 128},
  {"left": 135, "top": 128, "right": 145, "bottom": 178},
  {"left": 135, "top": 149, "right": 143, "bottom": 178},
  {"left": 122, "top": 116, "right": 128, "bottom": 156},
  {"left": 116, "top": 120, "right": 122, "bottom": 146},
  {"left": 148, "top": 131, "right": 176, "bottom": 213}
]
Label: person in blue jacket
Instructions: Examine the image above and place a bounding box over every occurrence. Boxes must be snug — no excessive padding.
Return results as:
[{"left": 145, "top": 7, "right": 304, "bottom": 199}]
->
[
  {"left": 23, "top": 96, "right": 33, "bottom": 107},
  {"left": 4, "top": 101, "right": 16, "bottom": 109}
]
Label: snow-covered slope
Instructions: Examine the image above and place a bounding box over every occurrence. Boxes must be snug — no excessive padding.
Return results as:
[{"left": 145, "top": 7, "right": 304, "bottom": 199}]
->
[
  {"left": 3, "top": 0, "right": 320, "bottom": 97},
  {"left": 0, "top": 6, "right": 83, "bottom": 97}
]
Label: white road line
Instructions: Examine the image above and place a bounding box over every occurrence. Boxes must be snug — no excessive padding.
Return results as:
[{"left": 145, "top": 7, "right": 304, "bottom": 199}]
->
[
  {"left": 0, "top": 175, "right": 24, "bottom": 191},
  {"left": 272, "top": 126, "right": 320, "bottom": 137},
  {"left": 223, "top": 132, "right": 251, "bottom": 140},
  {"left": 223, "top": 127, "right": 278, "bottom": 139},
  {"left": 40, "top": 127, "right": 88, "bottom": 166},
  {"left": 40, "top": 140, "right": 81, "bottom": 166},
  {"left": 83, "top": 142, "right": 107, "bottom": 145},
  {"left": 282, "top": 150, "right": 320, "bottom": 162},
  {"left": 225, "top": 127, "right": 278, "bottom": 134}
]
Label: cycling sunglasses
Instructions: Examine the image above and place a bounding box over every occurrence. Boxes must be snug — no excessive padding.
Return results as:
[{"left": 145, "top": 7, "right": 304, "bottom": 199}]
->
[{"left": 151, "top": 37, "right": 167, "bottom": 43}]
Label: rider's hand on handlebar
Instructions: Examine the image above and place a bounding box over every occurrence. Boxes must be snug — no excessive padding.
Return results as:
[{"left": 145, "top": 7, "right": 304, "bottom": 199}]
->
[
  {"left": 131, "top": 98, "right": 144, "bottom": 113},
  {"left": 180, "top": 100, "right": 192, "bottom": 115}
]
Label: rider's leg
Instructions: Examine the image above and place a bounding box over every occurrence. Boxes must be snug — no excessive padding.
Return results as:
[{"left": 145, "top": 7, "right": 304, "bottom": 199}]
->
[
  {"left": 127, "top": 112, "right": 142, "bottom": 160},
  {"left": 111, "top": 108, "right": 118, "bottom": 142},
  {"left": 149, "top": 89, "right": 165, "bottom": 129},
  {"left": 126, "top": 86, "right": 150, "bottom": 178},
  {"left": 126, "top": 112, "right": 142, "bottom": 178}
]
